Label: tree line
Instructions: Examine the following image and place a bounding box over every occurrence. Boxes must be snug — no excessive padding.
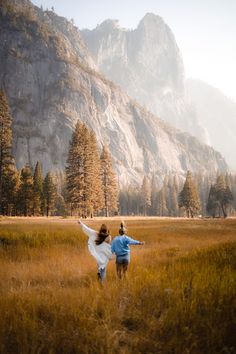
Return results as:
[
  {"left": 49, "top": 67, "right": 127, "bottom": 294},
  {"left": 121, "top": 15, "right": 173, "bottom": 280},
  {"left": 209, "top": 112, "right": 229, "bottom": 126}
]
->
[
  {"left": 0, "top": 89, "right": 235, "bottom": 218},
  {"left": 119, "top": 171, "right": 235, "bottom": 218},
  {"left": 0, "top": 90, "right": 118, "bottom": 217}
]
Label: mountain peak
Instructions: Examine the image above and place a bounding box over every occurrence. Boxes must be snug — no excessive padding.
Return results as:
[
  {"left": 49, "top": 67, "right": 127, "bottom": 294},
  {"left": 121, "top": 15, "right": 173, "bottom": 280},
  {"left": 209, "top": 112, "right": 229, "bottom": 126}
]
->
[
  {"left": 97, "top": 19, "right": 120, "bottom": 31},
  {"left": 138, "top": 12, "right": 165, "bottom": 28}
]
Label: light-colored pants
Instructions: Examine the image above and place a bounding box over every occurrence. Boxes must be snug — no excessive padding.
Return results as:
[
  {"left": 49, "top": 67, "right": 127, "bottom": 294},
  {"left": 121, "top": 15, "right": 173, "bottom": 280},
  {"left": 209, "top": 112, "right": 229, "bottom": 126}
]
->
[{"left": 97, "top": 267, "right": 106, "bottom": 282}]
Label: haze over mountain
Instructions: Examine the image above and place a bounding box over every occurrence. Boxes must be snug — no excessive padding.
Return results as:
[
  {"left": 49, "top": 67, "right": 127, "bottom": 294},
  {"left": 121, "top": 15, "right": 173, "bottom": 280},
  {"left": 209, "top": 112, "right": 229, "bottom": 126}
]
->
[
  {"left": 186, "top": 79, "right": 236, "bottom": 169},
  {"left": 0, "top": 0, "right": 227, "bottom": 185},
  {"left": 81, "top": 14, "right": 235, "bottom": 169}
]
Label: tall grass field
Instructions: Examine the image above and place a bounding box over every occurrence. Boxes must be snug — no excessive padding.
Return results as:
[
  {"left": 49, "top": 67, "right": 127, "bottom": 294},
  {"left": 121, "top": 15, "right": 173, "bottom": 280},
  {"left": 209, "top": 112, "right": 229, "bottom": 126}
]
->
[{"left": 0, "top": 217, "right": 235, "bottom": 354}]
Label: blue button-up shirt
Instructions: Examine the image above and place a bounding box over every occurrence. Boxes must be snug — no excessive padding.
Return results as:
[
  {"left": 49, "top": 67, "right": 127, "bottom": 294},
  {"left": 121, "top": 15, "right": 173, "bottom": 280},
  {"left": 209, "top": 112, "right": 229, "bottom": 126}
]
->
[{"left": 111, "top": 235, "right": 140, "bottom": 256}]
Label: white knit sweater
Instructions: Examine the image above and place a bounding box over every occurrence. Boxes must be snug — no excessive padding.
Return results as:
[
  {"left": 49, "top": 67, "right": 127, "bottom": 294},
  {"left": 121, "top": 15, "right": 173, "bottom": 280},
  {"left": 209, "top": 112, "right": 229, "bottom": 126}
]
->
[{"left": 80, "top": 221, "right": 113, "bottom": 270}]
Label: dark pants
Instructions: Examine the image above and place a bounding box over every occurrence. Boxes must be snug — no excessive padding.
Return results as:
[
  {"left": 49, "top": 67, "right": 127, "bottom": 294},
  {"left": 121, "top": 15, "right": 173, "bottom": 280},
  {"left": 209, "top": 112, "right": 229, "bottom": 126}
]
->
[{"left": 116, "top": 254, "right": 130, "bottom": 279}]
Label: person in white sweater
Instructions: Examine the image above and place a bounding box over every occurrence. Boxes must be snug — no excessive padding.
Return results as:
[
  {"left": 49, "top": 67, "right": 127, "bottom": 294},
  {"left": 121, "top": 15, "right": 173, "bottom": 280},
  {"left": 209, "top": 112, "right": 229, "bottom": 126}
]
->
[{"left": 78, "top": 220, "right": 113, "bottom": 282}]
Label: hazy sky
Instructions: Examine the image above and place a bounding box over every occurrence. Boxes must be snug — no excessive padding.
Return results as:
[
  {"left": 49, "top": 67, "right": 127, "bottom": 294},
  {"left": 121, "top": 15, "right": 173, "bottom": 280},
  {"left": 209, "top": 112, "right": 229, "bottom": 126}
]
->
[{"left": 32, "top": 0, "right": 236, "bottom": 101}]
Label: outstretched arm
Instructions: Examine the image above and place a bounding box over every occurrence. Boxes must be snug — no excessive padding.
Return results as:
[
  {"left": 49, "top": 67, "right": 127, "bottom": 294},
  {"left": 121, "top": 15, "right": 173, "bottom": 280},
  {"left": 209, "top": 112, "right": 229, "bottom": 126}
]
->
[
  {"left": 78, "top": 219, "right": 97, "bottom": 239},
  {"left": 125, "top": 236, "right": 145, "bottom": 245}
]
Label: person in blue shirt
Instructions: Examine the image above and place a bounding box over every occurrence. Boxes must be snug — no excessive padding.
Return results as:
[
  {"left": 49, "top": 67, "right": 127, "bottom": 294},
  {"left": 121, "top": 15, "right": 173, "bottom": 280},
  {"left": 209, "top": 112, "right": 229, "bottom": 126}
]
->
[{"left": 111, "top": 222, "right": 145, "bottom": 279}]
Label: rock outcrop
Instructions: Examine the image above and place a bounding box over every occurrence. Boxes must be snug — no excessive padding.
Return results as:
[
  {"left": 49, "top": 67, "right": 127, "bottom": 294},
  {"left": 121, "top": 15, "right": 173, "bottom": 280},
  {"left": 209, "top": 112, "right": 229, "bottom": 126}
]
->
[
  {"left": 81, "top": 13, "right": 208, "bottom": 142},
  {"left": 0, "top": 1, "right": 228, "bottom": 185}
]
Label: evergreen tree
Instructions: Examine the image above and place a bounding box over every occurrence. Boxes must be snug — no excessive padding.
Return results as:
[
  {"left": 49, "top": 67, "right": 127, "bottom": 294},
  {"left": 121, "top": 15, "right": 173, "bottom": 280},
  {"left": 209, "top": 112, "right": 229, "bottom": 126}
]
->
[
  {"left": 169, "top": 175, "right": 179, "bottom": 217},
  {"left": 206, "top": 184, "right": 218, "bottom": 218},
  {"left": 100, "top": 145, "right": 118, "bottom": 217},
  {"left": 66, "top": 122, "right": 104, "bottom": 217},
  {"left": 0, "top": 90, "right": 18, "bottom": 215},
  {"left": 33, "top": 161, "right": 43, "bottom": 216},
  {"left": 140, "top": 176, "right": 151, "bottom": 215},
  {"left": 1, "top": 164, "right": 18, "bottom": 215},
  {"left": 88, "top": 131, "right": 104, "bottom": 216},
  {"left": 43, "top": 172, "right": 56, "bottom": 217},
  {"left": 54, "top": 194, "right": 66, "bottom": 216},
  {"left": 215, "top": 175, "right": 233, "bottom": 218},
  {"left": 18, "top": 164, "right": 34, "bottom": 216},
  {"left": 178, "top": 171, "right": 201, "bottom": 218},
  {"left": 150, "top": 174, "right": 158, "bottom": 215},
  {"left": 66, "top": 121, "right": 84, "bottom": 215},
  {"left": 157, "top": 176, "right": 168, "bottom": 216},
  {"left": 157, "top": 186, "right": 168, "bottom": 216}
]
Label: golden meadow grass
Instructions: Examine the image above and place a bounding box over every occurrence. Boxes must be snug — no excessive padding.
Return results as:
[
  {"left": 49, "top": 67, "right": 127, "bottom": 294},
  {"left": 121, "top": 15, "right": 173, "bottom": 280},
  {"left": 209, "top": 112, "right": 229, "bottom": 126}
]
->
[{"left": 0, "top": 217, "right": 235, "bottom": 354}]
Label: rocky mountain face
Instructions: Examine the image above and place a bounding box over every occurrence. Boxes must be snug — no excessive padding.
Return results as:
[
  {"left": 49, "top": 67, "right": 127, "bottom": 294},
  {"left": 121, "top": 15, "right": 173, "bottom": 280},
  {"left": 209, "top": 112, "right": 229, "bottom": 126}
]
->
[
  {"left": 186, "top": 79, "right": 236, "bottom": 169},
  {"left": 0, "top": 0, "right": 227, "bottom": 185},
  {"left": 81, "top": 14, "right": 208, "bottom": 143}
]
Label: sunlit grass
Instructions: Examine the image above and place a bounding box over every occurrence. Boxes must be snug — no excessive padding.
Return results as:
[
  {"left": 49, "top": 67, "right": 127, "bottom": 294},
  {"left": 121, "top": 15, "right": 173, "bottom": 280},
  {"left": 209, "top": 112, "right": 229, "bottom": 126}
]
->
[{"left": 0, "top": 217, "right": 235, "bottom": 353}]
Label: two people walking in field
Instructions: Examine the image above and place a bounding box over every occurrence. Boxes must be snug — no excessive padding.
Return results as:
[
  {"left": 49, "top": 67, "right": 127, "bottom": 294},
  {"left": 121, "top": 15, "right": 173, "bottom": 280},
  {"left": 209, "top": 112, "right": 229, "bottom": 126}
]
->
[{"left": 78, "top": 220, "right": 145, "bottom": 282}]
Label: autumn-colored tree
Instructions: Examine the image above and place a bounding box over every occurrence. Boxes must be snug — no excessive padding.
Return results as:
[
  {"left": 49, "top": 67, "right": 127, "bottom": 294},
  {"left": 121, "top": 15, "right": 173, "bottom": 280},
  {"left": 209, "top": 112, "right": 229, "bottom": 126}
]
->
[{"left": 100, "top": 145, "right": 118, "bottom": 217}]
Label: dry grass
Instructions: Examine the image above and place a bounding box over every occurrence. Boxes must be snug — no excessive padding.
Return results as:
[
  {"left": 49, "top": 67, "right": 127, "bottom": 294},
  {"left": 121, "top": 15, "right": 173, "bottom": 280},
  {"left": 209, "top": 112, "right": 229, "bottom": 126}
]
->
[{"left": 0, "top": 217, "right": 235, "bottom": 354}]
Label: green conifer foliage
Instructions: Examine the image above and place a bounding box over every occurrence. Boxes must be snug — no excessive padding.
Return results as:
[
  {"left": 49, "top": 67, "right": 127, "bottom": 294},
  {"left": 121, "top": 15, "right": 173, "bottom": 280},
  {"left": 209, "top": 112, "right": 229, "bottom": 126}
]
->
[
  {"left": 207, "top": 175, "right": 233, "bottom": 218},
  {"left": 43, "top": 172, "right": 57, "bottom": 217},
  {"left": 88, "top": 131, "right": 104, "bottom": 216},
  {"left": 66, "top": 121, "right": 84, "bottom": 215},
  {"left": 0, "top": 90, "right": 18, "bottom": 215},
  {"left": 140, "top": 176, "right": 151, "bottom": 216},
  {"left": 33, "top": 161, "right": 43, "bottom": 216},
  {"left": 100, "top": 145, "right": 118, "bottom": 217},
  {"left": 178, "top": 171, "right": 201, "bottom": 218},
  {"left": 206, "top": 184, "right": 218, "bottom": 218},
  {"left": 18, "top": 164, "right": 34, "bottom": 216},
  {"left": 66, "top": 122, "right": 105, "bottom": 217}
]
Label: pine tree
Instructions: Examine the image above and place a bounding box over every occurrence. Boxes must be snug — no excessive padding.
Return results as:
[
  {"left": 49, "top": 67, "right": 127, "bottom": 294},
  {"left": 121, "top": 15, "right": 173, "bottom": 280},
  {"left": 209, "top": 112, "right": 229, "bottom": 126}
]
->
[
  {"left": 157, "top": 186, "right": 168, "bottom": 216},
  {"left": 0, "top": 90, "right": 18, "bottom": 215},
  {"left": 43, "top": 172, "right": 57, "bottom": 217},
  {"left": 54, "top": 194, "right": 66, "bottom": 216},
  {"left": 178, "top": 171, "right": 201, "bottom": 218},
  {"left": 66, "top": 122, "right": 104, "bottom": 217},
  {"left": 18, "top": 164, "right": 34, "bottom": 216},
  {"left": 157, "top": 176, "right": 168, "bottom": 216},
  {"left": 150, "top": 174, "right": 158, "bottom": 215},
  {"left": 215, "top": 175, "right": 233, "bottom": 218},
  {"left": 33, "top": 161, "right": 43, "bottom": 216},
  {"left": 140, "top": 176, "right": 151, "bottom": 215},
  {"left": 88, "top": 131, "right": 104, "bottom": 216},
  {"left": 66, "top": 121, "right": 84, "bottom": 215},
  {"left": 206, "top": 184, "right": 218, "bottom": 218},
  {"left": 100, "top": 145, "right": 118, "bottom": 217},
  {"left": 171, "top": 175, "right": 179, "bottom": 216},
  {"left": 1, "top": 164, "right": 18, "bottom": 215}
]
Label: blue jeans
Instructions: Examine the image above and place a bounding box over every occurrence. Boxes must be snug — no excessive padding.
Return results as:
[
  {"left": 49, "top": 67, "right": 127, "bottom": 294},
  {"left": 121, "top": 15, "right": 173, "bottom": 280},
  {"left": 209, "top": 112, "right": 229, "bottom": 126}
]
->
[{"left": 97, "top": 267, "right": 106, "bottom": 282}]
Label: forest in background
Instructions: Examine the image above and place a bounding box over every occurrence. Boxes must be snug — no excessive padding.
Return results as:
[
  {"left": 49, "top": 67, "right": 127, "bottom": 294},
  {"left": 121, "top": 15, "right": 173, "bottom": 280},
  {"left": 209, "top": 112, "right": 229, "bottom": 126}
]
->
[{"left": 0, "top": 90, "right": 235, "bottom": 218}]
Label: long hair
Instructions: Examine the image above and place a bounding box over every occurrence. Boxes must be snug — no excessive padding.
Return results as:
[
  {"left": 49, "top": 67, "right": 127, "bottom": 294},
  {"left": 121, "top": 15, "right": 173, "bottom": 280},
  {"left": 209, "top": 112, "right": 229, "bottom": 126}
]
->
[
  {"left": 119, "top": 222, "right": 126, "bottom": 235},
  {"left": 95, "top": 224, "right": 110, "bottom": 245}
]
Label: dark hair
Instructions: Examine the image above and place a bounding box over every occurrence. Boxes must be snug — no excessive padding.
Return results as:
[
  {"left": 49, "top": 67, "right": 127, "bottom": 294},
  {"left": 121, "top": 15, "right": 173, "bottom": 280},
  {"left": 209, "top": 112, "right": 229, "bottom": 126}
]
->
[
  {"left": 95, "top": 224, "right": 109, "bottom": 245},
  {"left": 119, "top": 222, "right": 126, "bottom": 235}
]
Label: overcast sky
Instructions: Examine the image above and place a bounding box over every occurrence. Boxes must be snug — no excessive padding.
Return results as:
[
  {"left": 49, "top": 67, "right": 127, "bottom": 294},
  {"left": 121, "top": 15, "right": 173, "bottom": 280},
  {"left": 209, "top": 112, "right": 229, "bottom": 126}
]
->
[{"left": 32, "top": 0, "right": 236, "bottom": 101}]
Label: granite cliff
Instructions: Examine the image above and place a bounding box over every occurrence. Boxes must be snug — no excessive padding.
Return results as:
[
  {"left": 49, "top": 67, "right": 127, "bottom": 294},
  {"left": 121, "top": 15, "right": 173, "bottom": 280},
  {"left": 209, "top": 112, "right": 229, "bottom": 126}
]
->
[{"left": 0, "top": 1, "right": 227, "bottom": 185}]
